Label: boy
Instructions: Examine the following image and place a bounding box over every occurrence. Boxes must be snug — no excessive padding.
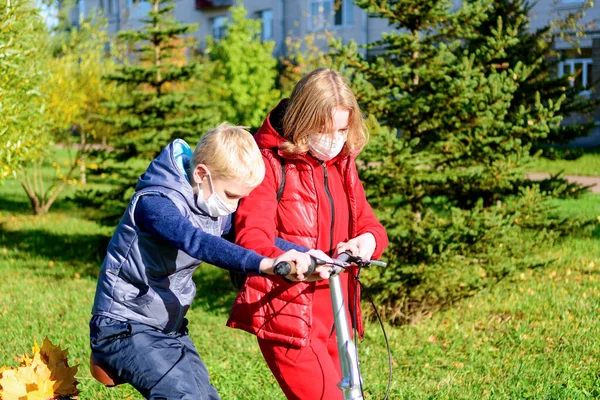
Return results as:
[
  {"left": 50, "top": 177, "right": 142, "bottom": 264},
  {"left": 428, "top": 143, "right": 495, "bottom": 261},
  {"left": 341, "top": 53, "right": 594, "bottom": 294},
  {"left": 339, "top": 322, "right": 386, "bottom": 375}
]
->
[{"left": 90, "top": 124, "right": 328, "bottom": 399}]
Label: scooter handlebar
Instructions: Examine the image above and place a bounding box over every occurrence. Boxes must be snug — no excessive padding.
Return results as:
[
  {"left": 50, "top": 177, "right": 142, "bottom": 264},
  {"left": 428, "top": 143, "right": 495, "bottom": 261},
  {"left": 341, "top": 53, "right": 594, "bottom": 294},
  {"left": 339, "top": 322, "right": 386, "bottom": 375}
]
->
[
  {"left": 273, "top": 252, "right": 386, "bottom": 277},
  {"left": 273, "top": 257, "right": 317, "bottom": 276}
]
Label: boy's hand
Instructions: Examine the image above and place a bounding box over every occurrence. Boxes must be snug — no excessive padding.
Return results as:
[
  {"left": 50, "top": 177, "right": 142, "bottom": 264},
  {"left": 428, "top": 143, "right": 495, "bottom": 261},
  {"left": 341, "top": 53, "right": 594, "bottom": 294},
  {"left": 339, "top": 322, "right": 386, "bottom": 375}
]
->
[
  {"left": 261, "top": 250, "right": 312, "bottom": 281},
  {"left": 335, "top": 233, "right": 376, "bottom": 260}
]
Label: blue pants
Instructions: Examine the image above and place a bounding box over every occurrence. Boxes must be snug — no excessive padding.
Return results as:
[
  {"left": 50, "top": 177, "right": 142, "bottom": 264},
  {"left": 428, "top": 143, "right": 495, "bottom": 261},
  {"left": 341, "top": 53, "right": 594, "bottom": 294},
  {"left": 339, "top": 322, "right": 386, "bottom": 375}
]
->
[{"left": 90, "top": 315, "right": 220, "bottom": 400}]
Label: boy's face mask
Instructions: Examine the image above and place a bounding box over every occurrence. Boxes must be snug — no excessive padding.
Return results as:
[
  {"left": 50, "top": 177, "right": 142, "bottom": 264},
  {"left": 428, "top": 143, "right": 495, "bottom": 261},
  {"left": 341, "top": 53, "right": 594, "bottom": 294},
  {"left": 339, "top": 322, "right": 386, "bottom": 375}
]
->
[
  {"left": 196, "top": 172, "right": 237, "bottom": 217},
  {"left": 308, "top": 132, "right": 347, "bottom": 161}
]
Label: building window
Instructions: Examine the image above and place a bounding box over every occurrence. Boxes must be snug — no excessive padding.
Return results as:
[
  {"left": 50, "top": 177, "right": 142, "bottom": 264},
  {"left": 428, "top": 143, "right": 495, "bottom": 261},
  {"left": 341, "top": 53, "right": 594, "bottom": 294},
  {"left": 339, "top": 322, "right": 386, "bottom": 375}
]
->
[
  {"left": 257, "top": 9, "right": 273, "bottom": 41},
  {"left": 309, "top": 0, "right": 332, "bottom": 31},
  {"left": 309, "top": 0, "right": 353, "bottom": 31},
  {"left": 334, "top": 0, "right": 354, "bottom": 27},
  {"left": 211, "top": 16, "right": 228, "bottom": 41},
  {"left": 558, "top": 57, "right": 593, "bottom": 96},
  {"left": 99, "top": 0, "right": 119, "bottom": 16}
]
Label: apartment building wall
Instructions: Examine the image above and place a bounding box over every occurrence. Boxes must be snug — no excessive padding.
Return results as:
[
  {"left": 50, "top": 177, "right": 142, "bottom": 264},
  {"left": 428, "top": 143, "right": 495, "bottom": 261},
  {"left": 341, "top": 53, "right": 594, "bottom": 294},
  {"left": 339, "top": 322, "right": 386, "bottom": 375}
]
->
[
  {"left": 171, "top": 1, "right": 388, "bottom": 54},
  {"left": 529, "top": 0, "right": 599, "bottom": 49},
  {"left": 75, "top": 0, "right": 599, "bottom": 128},
  {"left": 530, "top": 0, "right": 599, "bottom": 126}
]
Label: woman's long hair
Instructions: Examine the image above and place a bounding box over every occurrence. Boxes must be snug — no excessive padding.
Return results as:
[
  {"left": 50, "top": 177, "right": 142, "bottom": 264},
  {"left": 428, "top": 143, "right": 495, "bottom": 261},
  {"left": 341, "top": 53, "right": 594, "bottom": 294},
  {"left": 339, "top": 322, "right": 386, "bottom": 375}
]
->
[{"left": 280, "top": 68, "right": 368, "bottom": 156}]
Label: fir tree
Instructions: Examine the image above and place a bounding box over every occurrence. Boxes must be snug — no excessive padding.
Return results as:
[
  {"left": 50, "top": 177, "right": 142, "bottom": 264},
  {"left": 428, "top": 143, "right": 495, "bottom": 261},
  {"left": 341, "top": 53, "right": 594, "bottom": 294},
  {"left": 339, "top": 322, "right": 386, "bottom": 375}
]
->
[
  {"left": 81, "top": 0, "right": 213, "bottom": 220},
  {"left": 466, "top": 0, "right": 597, "bottom": 154},
  {"left": 104, "top": 0, "right": 209, "bottom": 160},
  {"left": 333, "top": 0, "right": 593, "bottom": 322},
  {"left": 206, "top": 2, "right": 280, "bottom": 129}
]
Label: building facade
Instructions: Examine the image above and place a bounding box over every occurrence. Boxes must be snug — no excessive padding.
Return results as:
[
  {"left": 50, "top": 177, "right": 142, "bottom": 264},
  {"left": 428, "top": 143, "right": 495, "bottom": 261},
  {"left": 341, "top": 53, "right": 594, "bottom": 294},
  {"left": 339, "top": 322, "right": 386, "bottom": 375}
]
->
[
  {"left": 73, "top": 0, "right": 599, "bottom": 132},
  {"left": 529, "top": 0, "right": 599, "bottom": 130}
]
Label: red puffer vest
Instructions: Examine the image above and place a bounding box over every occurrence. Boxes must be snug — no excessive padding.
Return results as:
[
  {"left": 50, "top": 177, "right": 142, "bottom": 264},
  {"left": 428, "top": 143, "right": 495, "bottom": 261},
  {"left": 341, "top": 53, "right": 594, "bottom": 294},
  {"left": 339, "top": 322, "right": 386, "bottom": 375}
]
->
[{"left": 226, "top": 100, "right": 388, "bottom": 348}]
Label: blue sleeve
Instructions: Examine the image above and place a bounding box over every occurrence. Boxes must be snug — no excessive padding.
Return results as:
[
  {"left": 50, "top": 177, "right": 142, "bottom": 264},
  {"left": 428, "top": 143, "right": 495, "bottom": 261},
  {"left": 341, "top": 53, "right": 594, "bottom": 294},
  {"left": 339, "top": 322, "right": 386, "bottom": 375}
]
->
[
  {"left": 134, "top": 194, "right": 264, "bottom": 274},
  {"left": 275, "top": 237, "right": 308, "bottom": 252}
]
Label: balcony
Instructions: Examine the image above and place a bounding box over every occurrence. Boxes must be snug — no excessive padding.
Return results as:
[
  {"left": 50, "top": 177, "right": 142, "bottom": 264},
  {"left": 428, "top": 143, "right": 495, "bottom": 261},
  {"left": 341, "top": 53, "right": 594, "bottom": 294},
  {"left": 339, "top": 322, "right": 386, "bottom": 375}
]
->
[{"left": 195, "top": 0, "right": 233, "bottom": 9}]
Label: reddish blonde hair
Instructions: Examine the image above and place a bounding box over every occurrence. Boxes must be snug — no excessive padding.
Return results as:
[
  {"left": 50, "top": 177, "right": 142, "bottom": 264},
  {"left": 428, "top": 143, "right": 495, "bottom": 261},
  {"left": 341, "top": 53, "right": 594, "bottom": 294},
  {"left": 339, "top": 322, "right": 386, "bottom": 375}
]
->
[{"left": 281, "top": 68, "right": 367, "bottom": 156}]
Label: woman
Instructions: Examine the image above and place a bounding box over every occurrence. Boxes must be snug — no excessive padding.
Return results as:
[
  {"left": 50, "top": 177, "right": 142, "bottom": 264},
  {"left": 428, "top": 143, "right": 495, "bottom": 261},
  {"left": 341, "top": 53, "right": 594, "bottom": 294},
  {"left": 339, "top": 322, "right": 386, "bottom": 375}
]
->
[{"left": 227, "top": 68, "right": 388, "bottom": 400}]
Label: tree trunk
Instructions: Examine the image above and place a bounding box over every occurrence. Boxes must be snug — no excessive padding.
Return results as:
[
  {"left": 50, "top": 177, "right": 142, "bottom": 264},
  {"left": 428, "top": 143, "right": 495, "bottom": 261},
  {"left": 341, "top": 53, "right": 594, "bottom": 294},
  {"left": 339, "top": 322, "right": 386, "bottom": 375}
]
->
[
  {"left": 80, "top": 131, "right": 87, "bottom": 185},
  {"left": 19, "top": 177, "right": 46, "bottom": 216},
  {"left": 34, "top": 205, "right": 48, "bottom": 216}
]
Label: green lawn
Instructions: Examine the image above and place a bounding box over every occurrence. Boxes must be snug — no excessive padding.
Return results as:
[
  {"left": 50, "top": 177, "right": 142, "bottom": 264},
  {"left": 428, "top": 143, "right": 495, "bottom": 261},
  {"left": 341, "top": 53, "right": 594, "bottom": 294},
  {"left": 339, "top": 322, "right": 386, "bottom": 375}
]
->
[
  {"left": 1, "top": 154, "right": 600, "bottom": 399},
  {"left": 529, "top": 148, "right": 600, "bottom": 177}
]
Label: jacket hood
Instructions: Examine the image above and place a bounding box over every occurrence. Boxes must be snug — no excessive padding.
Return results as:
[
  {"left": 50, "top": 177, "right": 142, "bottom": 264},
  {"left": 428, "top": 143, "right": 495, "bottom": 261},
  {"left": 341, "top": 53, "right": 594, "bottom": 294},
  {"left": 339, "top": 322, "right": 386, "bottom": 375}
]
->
[
  {"left": 135, "top": 139, "right": 203, "bottom": 214},
  {"left": 254, "top": 99, "right": 288, "bottom": 151},
  {"left": 254, "top": 99, "right": 353, "bottom": 165}
]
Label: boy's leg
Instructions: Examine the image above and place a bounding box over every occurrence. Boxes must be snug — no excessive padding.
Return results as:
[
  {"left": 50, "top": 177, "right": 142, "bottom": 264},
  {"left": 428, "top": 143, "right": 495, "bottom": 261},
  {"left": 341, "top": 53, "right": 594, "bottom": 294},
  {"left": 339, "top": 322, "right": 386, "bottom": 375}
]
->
[
  {"left": 90, "top": 316, "right": 219, "bottom": 400},
  {"left": 148, "top": 333, "right": 219, "bottom": 400}
]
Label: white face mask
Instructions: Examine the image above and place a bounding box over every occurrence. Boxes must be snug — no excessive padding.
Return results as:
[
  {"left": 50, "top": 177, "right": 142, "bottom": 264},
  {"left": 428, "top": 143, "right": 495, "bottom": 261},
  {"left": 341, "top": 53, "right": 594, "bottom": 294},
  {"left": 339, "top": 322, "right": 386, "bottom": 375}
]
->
[
  {"left": 195, "top": 173, "right": 237, "bottom": 217},
  {"left": 308, "top": 132, "right": 347, "bottom": 161}
]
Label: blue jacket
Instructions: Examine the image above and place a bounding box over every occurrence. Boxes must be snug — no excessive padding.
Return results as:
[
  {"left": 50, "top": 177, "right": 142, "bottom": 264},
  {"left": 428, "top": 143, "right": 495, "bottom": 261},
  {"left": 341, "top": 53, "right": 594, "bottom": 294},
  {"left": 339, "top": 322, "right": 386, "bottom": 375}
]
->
[{"left": 92, "top": 140, "right": 271, "bottom": 332}]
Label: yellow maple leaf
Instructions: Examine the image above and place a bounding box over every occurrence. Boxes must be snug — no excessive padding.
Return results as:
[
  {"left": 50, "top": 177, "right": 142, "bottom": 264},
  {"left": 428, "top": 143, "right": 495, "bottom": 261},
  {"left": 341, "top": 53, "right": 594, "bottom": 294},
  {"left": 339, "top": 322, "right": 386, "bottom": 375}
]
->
[
  {"left": 38, "top": 337, "right": 79, "bottom": 397},
  {"left": 0, "top": 364, "right": 56, "bottom": 400},
  {"left": 29, "top": 354, "right": 52, "bottom": 383},
  {"left": 0, "top": 337, "right": 79, "bottom": 399},
  {"left": 16, "top": 353, "right": 33, "bottom": 367},
  {"left": 0, "top": 368, "right": 29, "bottom": 399},
  {"left": 50, "top": 362, "right": 79, "bottom": 396},
  {"left": 40, "top": 338, "right": 70, "bottom": 369}
]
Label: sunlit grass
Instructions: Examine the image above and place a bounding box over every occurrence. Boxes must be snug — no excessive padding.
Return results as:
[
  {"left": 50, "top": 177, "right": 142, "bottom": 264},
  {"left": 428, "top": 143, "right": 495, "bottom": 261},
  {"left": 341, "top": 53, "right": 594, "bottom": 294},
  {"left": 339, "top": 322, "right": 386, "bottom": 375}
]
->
[{"left": 1, "top": 149, "right": 599, "bottom": 398}]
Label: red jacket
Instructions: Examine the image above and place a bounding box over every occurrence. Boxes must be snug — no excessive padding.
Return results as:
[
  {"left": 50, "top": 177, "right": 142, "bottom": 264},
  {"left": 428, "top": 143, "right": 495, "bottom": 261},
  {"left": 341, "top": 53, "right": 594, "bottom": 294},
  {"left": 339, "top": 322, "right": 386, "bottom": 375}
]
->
[{"left": 227, "top": 100, "right": 388, "bottom": 348}]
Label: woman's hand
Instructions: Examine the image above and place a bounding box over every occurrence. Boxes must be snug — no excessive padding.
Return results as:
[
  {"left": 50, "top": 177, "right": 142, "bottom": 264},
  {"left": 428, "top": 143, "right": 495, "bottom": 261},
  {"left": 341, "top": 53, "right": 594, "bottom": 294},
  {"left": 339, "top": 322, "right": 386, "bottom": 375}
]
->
[
  {"left": 334, "top": 232, "right": 376, "bottom": 260},
  {"left": 307, "top": 249, "right": 333, "bottom": 280}
]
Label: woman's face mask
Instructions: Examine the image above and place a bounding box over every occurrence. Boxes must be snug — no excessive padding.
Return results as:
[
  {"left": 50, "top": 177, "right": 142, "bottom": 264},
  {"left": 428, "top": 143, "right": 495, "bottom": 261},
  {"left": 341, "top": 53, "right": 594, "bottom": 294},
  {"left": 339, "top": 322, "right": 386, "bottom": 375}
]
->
[
  {"left": 308, "top": 132, "right": 348, "bottom": 161},
  {"left": 308, "top": 107, "right": 350, "bottom": 161},
  {"left": 196, "top": 172, "right": 237, "bottom": 217}
]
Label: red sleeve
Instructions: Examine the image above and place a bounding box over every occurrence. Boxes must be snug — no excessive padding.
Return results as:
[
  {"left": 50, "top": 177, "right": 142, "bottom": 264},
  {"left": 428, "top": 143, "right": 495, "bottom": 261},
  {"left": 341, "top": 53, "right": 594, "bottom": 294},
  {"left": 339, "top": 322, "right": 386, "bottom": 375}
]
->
[
  {"left": 235, "top": 154, "right": 285, "bottom": 258},
  {"left": 353, "top": 174, "right": 389, "bottom": 260}
]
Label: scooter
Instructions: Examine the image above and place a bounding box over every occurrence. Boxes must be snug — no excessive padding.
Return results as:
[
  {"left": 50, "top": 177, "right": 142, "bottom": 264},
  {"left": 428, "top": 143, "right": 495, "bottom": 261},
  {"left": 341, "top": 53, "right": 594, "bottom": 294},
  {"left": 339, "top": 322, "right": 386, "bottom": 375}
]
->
[{"left": 274, "top": 252, "right": 387, "bottom": 400}]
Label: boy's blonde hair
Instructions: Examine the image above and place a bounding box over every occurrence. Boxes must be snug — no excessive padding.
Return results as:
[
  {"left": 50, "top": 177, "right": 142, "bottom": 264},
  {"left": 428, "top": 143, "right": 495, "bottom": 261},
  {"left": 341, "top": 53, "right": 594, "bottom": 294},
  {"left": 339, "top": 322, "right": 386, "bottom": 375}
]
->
[
  {"left": 281, "top": 68, "right": 368, "bottom": 156},
  {"left": 190, "top": 123, "right": 265, "bottom": 187}
]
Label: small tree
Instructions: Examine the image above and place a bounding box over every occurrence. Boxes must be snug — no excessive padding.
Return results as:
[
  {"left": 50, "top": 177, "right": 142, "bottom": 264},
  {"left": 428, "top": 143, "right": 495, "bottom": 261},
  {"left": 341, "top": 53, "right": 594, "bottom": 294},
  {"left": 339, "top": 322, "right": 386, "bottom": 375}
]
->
[
  {"left": 0, "top": 0, "right": 51, "bottom": 180},
  {"left": 15, "top": 18, "right": 119, "bottom": 215},
  {"left": 103, "top": 0, "right": 209, "bottom": 159},
  {"left": 206, "top": 2, "right": 280, "bottom": 129},
  {"left": 79, "top": 0, "right": 213, "bottom": 221}
]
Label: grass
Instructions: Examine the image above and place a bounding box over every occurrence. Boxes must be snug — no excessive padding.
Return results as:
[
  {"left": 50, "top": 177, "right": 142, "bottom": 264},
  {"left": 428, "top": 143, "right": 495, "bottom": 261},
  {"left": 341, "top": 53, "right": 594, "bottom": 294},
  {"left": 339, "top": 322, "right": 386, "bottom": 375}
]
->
[
  {"left": 529, "top": 148, "right": 600, "bottom": 177},
  {"left": 1, "top": 150, "right": 600, "bottom": 399}
]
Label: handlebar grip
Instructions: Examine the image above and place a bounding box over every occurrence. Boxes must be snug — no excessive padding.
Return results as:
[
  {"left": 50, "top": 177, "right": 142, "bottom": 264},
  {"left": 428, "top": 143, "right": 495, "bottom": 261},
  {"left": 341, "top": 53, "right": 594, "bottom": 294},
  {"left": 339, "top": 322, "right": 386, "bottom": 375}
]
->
[
  {"left": 273, "top": 261, "right": 292, "bottom": 276},
  {"left": 306, "top": 257, "right": 317, "bottom": 275},
  {"left": 337, "top": 251, "right": 356, "bottom": 263},
  {"left": 273, "top": 257, "right": 317, "bottom": 276}
]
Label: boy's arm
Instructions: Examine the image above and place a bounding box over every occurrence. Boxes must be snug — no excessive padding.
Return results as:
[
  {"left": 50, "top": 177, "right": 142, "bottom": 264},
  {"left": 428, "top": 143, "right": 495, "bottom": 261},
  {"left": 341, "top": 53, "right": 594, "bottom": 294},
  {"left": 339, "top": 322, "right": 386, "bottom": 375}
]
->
[
  {"left": 221, "top": 213, "right": 306, "bottom": 253},
  {"left": 135, "top": 194, "right": 265, "bottom": 274},
  {"left": 275, "top": 237, "right": 308, "bottom": 253}
]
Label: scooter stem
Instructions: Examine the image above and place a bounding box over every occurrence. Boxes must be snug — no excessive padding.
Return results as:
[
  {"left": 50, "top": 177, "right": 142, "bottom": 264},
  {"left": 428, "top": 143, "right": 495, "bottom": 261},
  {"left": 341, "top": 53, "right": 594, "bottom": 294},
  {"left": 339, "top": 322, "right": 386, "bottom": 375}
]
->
[{"left": 329, "top": 273, "right": 364, "bottom": 400}]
